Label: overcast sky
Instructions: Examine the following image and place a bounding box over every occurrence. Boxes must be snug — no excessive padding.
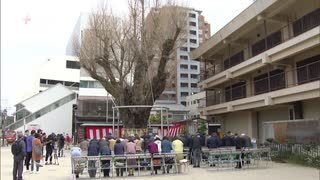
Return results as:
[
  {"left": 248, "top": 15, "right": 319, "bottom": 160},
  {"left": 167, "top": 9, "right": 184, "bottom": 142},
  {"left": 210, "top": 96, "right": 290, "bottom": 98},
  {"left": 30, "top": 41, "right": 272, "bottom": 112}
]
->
[{"left": 1, "top": 0, "right": 253, "bottom": 113}]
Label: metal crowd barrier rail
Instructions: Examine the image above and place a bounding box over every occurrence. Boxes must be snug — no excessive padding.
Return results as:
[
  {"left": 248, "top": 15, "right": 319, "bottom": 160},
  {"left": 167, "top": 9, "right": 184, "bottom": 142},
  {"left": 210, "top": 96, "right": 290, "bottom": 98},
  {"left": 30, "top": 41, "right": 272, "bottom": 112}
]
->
[
  {"left": 71, "top": 152, "right": 189, "bottom": 179},
  {"left": 206, "top": 147, "right": 272, "bottom": 170}
]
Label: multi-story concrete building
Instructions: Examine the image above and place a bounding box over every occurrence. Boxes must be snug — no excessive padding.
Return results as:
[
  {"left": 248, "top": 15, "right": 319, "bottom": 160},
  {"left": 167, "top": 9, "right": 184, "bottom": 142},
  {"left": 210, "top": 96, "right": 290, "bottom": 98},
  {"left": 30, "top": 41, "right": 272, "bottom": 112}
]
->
[
  {"left": 174, "top": 9, "right": 211, "bottom": 107},
  {"left": 191, "top": 0, "right": 320, "bottom": 143},
  {"left": 37, "top": 56, "right": 80, "bottom": 93}
]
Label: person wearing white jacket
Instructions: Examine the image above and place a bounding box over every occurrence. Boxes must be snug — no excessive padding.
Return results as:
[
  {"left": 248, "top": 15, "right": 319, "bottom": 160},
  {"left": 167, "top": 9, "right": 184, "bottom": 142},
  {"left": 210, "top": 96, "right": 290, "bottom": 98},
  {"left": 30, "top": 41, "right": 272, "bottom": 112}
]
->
[{"left": 154, "top": 135, "right": 162, "bottom": 153}]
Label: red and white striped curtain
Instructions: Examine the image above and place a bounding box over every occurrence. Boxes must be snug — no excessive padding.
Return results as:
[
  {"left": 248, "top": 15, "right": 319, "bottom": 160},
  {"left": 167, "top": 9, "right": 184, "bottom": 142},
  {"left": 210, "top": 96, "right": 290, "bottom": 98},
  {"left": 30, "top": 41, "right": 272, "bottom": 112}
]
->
[
  {"left": 166, "top": 123, "right": 186, "bottom": 137},
  {"left": 86, "top": 126, "right": 122, "bottom": 139}
]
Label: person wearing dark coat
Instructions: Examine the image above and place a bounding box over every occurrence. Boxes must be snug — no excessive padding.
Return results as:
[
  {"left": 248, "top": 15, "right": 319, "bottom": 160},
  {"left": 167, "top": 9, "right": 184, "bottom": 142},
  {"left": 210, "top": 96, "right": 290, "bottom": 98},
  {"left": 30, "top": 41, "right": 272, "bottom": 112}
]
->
[
  {"left": 234, "top": 133, "right": 245, "bottom": 168},
  {"left": 100, "top": 143, "right": 111, "bottom": 177},
  {"left": 98, "top": 138, "right": 109, "bottom": 151},
  {"left": 114, "top": 140, "right": 125, "bottom": 176},
  {"left": 58, "top": 134, "right": 65, "bottom": 157},
  {"left": 190, "top": 134, "right": 202, "bottom": 168},
  {"left": 222, "top": 131, "right": 235, "bottom": 147},
  {"left": 241, "top": 133, "right": 252, "bottom": 165},
  {"left": 207, "top": 133, "right": 222, "bottom": 149},
  {"left": 13, "top": 133, "right": 26, "bottom": 180},
  {"left": 87, "top": 139, "right": 99, "bottom": 178}
]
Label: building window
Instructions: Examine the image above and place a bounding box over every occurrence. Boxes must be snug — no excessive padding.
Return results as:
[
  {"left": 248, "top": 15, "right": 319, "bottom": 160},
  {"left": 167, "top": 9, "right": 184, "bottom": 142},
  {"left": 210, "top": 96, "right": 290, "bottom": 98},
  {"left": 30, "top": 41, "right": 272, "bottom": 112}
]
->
[
  {"left": 40, "top": 79, "right": 47, "bottom": 84},
  {"left": 190, "top": 39, "right": 197, "bottom": 44},
  {"left": 180, "top": 47, "right": 188, "bottom": 51},
  {"left": 181, "top": 92, "right": 189, "bottom": 97},
  {"left": 224, "top": 51, "right": 244, "bottom": 70},
  {"left": 189, "top": 30, "right": 197, "bottom": 35},
  {"left": 191, "top": 74, "right": 198, "bottom": 79},
  {"left": 80, "top": 80, "right": 103, "bottom": 88},
  {"left": 190, "top": 47, "right": 196, "bottom": 51},
  {"left": 191, "top": 83, "right": 197, "bottom": 88},
  {"left": 181, "top": 101, "right": 187, "bottom": 106},
  {"left": 296, "top": 54, "right": 320, "bottom": 84},
  {"left": 254, "top": 69, "right": 286, "bottom": 95},
  {"left": 189, "top": 13, "right": 196, "bottom": 18},
  {"left": 180, "top": 64, "right": 188, "bottom": 70},
  {"left": 293, "top": 8, "right": 320, "bottom": 36},
  {"left": 190, "top": 65, "right": 198, "bottom": 70},
  {"left": 251, "top": 30, "right": 282, "bottom": 56},
  {"left": 180, "top": 55, "right": 188, "bottom": 60},
  {"left": 225, "top": 81, "right": 246, "bottom": 102},
  {"left": 48, "top": 79, "right": 63, "bottom": 85},
  {"left": 66, "top": 60, "right": 80, "bottom": 69},
  {"left": 65, "top": 81, "right": 79, "bottom": 87},
  {"left": 189, "top": 21, "right": 196, "bottom": 26},
  {"left": 180, "top": 83, "right": 188, "bottom": 87},
  {"left": 180, "top": 74, "right": 188, "bottom": 78}
]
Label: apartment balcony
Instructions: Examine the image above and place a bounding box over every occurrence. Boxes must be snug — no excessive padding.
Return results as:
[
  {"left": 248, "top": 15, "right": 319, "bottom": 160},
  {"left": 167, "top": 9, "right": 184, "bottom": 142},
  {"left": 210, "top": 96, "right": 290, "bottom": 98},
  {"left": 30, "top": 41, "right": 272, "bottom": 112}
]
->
[
  {"left": 201, "top": 61, "right": 320, "bottom": 115},
  {"left": 199, "top": 8, "right": 320, "bottom": 89}
]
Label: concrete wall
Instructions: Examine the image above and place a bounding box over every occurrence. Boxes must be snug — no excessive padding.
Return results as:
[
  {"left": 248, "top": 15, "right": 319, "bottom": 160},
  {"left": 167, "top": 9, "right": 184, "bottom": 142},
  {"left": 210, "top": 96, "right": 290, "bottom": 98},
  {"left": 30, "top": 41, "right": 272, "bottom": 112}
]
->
[
  {"left": 303, "top": 98, "right": 320, "bottom": 119},
  {"left": 257, "top": 107, "right": 289, "bottom": 143},
  {"left": 16, "top": 99, "right": 76, "bottom": 135},
  {"left": 223, "top": 111, "right": 254, "bottom": 137}
]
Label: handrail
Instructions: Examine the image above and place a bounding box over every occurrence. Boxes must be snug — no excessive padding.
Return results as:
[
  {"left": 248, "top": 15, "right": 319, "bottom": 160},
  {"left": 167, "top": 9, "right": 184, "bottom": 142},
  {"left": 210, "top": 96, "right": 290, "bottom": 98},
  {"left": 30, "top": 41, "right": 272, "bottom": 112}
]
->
[{"left": 200, "top": 8, "right": 320, "bottom": 81}]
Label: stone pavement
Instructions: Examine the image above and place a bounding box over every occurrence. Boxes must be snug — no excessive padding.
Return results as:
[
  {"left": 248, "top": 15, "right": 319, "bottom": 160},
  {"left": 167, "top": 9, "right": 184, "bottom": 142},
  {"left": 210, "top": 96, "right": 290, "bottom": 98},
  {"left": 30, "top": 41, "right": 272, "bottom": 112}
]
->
[{"left": 1, "top": 146, "right": 319, "bottom": 180}]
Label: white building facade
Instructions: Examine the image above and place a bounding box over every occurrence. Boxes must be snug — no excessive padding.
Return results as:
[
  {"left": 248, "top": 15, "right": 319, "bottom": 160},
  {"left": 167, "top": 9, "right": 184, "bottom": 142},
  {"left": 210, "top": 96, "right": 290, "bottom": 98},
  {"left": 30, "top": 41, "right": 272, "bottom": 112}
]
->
[
  {"left": 7, "top": 84, "right": 76, "bottom": 135},
  {"left": 37, "top": 56, "right": 80, "bottom": 93}
]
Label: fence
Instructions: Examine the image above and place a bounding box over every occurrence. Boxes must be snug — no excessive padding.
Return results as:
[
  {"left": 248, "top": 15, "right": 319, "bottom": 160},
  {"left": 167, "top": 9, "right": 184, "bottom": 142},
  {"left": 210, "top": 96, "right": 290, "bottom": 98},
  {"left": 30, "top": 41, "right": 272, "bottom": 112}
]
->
[
  {"left": 201, "top": 147, "right": 272, "bottom": 170},
  {"left": 71, "top": 152, "right": 189, "bottom": 179},
  {"left": 271, "top": 143, "right": 320, "bottom": 159}
]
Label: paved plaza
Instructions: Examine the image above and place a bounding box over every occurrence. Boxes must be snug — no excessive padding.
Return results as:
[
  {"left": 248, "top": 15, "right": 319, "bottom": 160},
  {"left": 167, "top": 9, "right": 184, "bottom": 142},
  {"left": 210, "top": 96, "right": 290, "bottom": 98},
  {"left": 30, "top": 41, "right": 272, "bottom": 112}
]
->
[{"left": 1, "top": 146, "right": 319, "bottom": 180}]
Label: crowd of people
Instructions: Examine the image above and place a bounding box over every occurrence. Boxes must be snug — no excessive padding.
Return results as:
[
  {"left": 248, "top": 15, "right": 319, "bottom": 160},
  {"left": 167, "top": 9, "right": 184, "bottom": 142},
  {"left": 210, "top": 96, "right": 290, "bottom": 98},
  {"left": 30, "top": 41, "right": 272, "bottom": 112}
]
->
[
  {"left": 12, "top": 129, "right": 253, "bottom": 179},
  {"left": 73, "top": 133, "right": 185, "bottom": 178},
  {"left": 12, "top": 129, "right": 71, "bottom": 180}
]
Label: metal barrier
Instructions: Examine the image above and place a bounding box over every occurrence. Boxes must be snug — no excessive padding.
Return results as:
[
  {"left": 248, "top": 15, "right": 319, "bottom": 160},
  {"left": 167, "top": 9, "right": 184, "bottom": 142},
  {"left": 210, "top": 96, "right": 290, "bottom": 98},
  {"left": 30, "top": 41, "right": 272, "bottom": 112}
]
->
[
  {"left": 71, "top": 153, "right": 189, "bottom": 178},
  {"left": 206, "top": 147, "right": 272, "bottom": 170}
]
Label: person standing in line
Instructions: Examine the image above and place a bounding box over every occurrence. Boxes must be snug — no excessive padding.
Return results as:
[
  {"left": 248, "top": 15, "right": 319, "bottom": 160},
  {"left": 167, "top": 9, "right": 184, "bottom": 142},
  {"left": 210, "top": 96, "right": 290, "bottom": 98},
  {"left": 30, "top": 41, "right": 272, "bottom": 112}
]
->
[
  {"left": 161, "top": 136, "right": 173, "bottom": 174},
  {"left": 12, "top": 133, "right": 26, "bottom": 180},
  {"left": 207, "top": 133, "right": 222, "bottom": 149},
  {"left": 148, "top": 139, "right": 160, "bottom": 175},
  {"left": 79, "top": 138, "right": 89, "bottom": 156},
  {"left": 65, "top": 133, "right": 71, "bottom": 150},
  {"left": 45, "top": 134, "right": 54, "bottom": 165},
  {"left": 190, "top": 133, "right": 202, "bottom": 168},
  {"left": 31, "top": 133, "right": 43, "bottom": 174},
  {"left": 154, "top": 135, "right": 162, "bottom": 153},
  {"left": 108, "top": 137, "right": 116, "bottom": 154},
  {"left": 99, "top": 140, "right": 111, "bottom": 177},
  {"left": 134, "top": 135, "right": 142, "bottom": 153},
  {"left": 126, "top": 138, "right": 136, "bottom": 176},
  {"left": 87, "top": 138, "right": 99, "bottom": 178},
  {"left": 25, "top": 130, "right": 35, "bottom": 173},
  {"left": 114, "top": 139, "right": 125, "bottom": 177},
  {"left": 58, "top": 134, "right": 65, "bottom": 157},
  {"left": 234, "top": 133, "right": 245, "bottom": 168}
]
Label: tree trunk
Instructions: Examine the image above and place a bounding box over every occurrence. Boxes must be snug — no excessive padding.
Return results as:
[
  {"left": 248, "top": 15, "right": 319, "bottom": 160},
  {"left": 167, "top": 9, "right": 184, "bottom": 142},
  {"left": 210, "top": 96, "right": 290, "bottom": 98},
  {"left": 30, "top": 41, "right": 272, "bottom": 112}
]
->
[{"left": 119, "top": 107, "right": 151, "bottom": 129}]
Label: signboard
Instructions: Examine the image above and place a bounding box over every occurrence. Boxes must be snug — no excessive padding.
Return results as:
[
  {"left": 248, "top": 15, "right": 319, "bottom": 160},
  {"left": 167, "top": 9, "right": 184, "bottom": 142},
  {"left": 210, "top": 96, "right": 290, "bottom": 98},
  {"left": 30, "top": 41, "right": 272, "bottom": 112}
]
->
[{"left": 26, "top": 124, "right": 40, "bottom": 132}]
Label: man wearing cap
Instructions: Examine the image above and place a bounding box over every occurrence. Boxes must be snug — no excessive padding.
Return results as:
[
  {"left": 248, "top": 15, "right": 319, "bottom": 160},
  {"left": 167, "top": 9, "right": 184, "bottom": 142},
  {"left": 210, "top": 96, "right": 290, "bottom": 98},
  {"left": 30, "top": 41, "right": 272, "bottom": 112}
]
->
[{"left": 13, "top": 133, "right": 26, "bottom": 180}]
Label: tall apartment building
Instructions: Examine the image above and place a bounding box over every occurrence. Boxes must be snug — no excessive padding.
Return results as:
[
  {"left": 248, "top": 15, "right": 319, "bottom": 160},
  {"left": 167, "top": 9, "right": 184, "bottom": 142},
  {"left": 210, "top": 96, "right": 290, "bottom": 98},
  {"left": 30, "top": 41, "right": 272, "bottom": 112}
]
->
[
  {"left": 191, "top": 0, "right": 320, "bottom": 143},
  {"left": 175, "top": 9, "right": 211, "bottom": 107}
]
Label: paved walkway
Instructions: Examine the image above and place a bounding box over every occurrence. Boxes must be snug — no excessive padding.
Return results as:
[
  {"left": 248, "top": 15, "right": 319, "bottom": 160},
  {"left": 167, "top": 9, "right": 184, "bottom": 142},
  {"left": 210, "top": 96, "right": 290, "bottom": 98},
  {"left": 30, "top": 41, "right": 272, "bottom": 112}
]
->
[{"left": 1, "top": 146, "right": 319, "bottom": 180}]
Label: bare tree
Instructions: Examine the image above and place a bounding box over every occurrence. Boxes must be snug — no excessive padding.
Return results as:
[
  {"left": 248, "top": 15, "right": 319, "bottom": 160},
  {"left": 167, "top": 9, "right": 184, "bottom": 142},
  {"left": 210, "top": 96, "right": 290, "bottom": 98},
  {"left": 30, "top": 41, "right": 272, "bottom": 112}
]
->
[{"left": 74, "top": 0, "right": 187, "bottom": 129}]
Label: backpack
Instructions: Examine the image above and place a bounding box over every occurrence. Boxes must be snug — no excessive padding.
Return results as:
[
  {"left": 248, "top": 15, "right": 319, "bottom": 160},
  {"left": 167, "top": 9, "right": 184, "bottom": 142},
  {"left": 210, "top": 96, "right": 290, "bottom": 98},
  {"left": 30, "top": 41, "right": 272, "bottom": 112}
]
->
[
  {"left": 11, "top": 140, "right": 21, "bottom": 156},
  {"left": 33, "top": 144, "right": 42, "bottom": 156}
]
